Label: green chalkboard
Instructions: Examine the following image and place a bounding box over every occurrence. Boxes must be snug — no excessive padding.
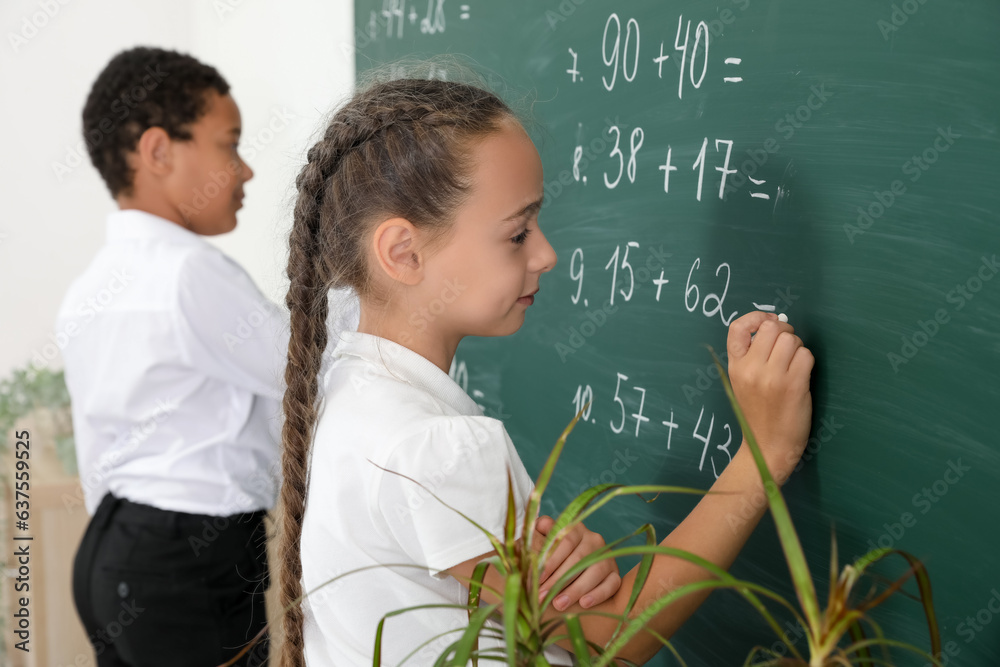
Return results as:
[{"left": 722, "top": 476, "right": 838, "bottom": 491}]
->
[{"left": 354, "top": 1, "right": 1000, "bottom": 664}]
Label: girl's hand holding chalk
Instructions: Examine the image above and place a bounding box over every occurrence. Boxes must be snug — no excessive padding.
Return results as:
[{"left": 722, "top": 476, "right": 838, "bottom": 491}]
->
[{"left": 726, "top": 311, "right": 814, "bottom": 484}]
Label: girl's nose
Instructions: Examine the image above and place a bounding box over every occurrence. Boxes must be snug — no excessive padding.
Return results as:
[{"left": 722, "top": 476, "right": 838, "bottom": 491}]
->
[{"left": 531, "top": 227, "right": 558, "bottom": 274}]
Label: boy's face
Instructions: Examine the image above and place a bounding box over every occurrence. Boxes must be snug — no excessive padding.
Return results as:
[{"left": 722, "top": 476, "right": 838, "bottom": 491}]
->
[{"left": 165, "top": 91, "right": 253, "bottom": 235}]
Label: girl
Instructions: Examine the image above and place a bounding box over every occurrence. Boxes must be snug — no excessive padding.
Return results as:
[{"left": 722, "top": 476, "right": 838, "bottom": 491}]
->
[{"left": 278, "top": 77, "right": 813, "bottom": 666}]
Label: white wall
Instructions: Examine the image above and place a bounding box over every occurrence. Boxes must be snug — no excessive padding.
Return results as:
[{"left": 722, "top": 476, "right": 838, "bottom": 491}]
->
[{"left": 0, "top": 0, "right": 356, "bottom": 377}]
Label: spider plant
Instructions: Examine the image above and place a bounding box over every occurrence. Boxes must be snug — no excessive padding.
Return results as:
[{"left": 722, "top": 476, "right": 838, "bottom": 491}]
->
[
  {"left": 388, "top": 348, "right": 943, "bottom": 667},
  {"left": 224, "top": 350, "right": 943, "bottom": 667}
]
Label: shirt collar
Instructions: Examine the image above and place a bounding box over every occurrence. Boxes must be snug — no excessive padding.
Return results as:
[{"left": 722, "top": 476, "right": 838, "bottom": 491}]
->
[
  {"left": 330, "top": 330, "right": 483, "bottom": 417},
  {"left": 105, "top": 209, "right": 210, "bottom": 248}
]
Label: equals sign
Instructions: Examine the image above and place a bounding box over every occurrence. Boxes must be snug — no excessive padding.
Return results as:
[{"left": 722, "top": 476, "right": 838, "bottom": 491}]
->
[
  {"left": 752, "top": 303, "right": 787, "bottom": 322},
  {"left": 724, "top": 57, "right": 743, "bottom": 83},
  {"left": 460, "top": 5, "right": 471, "bottom": 19},
  {"left": 749, "top": 176, "right": 770, "bottom": 200}
]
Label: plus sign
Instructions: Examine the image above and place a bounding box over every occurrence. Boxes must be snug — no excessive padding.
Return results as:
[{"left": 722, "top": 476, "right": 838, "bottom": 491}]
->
[
  {"left": 653, "top": 42, "right": 670, "bottom": 78},
  {"left": 654, "top": 270, "right": 670, "bottom": 301},
  {"left": 661, "top": 410, "right": 678, "bottom": 449}
]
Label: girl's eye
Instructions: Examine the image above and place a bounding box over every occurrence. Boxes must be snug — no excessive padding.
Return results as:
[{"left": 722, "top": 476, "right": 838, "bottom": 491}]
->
[{"left": 511, "top": 228, "right": 532, "bottom": 245}]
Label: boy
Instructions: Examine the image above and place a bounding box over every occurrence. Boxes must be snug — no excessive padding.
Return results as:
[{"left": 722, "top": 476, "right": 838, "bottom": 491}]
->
[{"left": 59, "top": 46, "right": 286, "bottom": 666}]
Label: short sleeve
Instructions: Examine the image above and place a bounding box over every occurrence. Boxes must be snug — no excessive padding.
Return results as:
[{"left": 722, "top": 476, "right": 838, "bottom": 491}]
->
[
  {"left": 174, "top": 248, "right": 290, "bottom": 400},
  {"left": 376, "top": 415, "right": 535, "bottom": 577}
]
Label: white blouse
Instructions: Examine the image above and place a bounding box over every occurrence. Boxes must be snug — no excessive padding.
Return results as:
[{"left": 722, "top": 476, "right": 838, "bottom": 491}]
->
[
  {"left": 58, "top": 209, "right": 292, "bottom": 516},
  {"left": 300, "top": 330, "right": 572, "bottom": 666}
]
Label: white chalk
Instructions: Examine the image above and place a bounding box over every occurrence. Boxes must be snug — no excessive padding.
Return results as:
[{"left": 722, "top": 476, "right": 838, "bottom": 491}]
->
[{"left": 778, "top": 313, "right": 788, "bottom": 323}]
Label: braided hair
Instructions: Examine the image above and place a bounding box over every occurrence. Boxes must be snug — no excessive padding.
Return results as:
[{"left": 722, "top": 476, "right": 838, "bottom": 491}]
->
[{"left": 278, "top": 77, "right": 515, "bottom": 666}]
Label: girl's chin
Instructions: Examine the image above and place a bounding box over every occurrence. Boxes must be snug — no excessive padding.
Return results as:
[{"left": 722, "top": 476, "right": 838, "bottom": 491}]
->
[{"left": 501, "top": 311, "right": 528, "bottom": 336}]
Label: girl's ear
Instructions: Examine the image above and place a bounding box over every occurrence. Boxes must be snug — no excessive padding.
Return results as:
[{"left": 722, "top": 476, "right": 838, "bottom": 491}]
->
[
  {"left": 371, "top": 217, "right": 423, "bottom": 286},
  {"left": 135, "top": 126, "right": 173, "bottom": 177}
]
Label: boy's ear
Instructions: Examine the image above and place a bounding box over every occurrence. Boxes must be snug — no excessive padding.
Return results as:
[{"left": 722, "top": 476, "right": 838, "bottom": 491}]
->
[
  {"left": 135, "top": 126, "right": 173, "bottom": 177},
  {"left": 371, "top": 218, "right": 423, "bottom": 286}
]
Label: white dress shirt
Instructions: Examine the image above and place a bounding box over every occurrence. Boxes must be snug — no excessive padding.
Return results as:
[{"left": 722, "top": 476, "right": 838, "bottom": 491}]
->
[
  {"left": 58, "top": 209, "right": 296, "bottom": 516},
  {"left": 300, "top": 330, "right": 573, "bottom": 666}
]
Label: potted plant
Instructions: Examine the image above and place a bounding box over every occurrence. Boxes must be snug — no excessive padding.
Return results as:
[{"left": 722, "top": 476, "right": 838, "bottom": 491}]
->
[
  {"left": 373, "top": 351, "right": 942, "bottom": 666},
  {"left": 231, "top": 351, "right": 942, "bottom": 666}
]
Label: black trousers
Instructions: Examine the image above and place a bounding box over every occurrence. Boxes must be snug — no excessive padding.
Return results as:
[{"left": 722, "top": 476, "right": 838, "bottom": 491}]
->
[{"left": 72, "top": 492, "right": 270, "bottom": 666}]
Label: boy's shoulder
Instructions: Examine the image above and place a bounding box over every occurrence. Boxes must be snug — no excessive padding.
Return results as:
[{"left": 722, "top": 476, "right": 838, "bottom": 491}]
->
[
  {"left": 175, "top": 240, "right": 255, "bottom": 289},
  {"left": 57, "top": 211, "right": 259, "bottom": 322}
]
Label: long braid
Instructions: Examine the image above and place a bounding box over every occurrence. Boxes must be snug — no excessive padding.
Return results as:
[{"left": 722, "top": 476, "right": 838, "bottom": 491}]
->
[
  {"left": 277, "top": 77, "right": 516, "bottom": 666},
  {"left": 277, "top": 132, "right": 339, "bottom": 667},
  {"left": 277, "top": 113, "right": 394, "bottom": 665}
]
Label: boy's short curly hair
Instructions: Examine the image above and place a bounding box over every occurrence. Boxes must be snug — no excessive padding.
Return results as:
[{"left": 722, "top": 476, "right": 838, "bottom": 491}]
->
[{"left": 82, "top": 46, "right": 230, "bottom": 197}]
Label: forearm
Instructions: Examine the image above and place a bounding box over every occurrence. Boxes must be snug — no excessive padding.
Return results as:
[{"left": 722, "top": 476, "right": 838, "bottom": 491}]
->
[{"left": 555, "top": 444, "right": 772, "bottom": 663}]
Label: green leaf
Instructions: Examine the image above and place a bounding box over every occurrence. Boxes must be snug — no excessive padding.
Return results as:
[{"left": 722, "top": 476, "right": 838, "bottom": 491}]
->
[
  {"left": 627, "top": 623, "right": 686, "bottom": 667},
  {"left": 446, "top": 603, "right": 502, "bottom": 665},
  {"left": 614, "top": 523, "right": 656, "bottom": 641},
  {"left": 502, "top": 571, "right": 522, "bottom": 667},
  {"left": 851, "top": 547, "right": 892, "bottom": 575},
  {"left": 467, "top": 560, "right": 494, "bottom": 666},
  {"left": 504, "top": 469, "right": 518, "bottom": 555},
  {"left": 394, "top": 628, "right": 477, "bottom": 666},
  {"left": 468, "top": 561, "right": 491, "bottom": 611},
  {"left": 374, "top": 603, "right": 490, "bottom": 666},
  {"left": 828, "top": 525, "right": 839, "bottom": 610},
  {"left": 843, "top": 637, "right": 946, "bottom": 667},
  {"left": 845, "top": 548, "right": 941, "bottom": 661},
  {"left": 709, "top": 347, "right": 822, "bottom": 635},
  {"left": 865, "top": 552, "right": 939, "bottom": 646},
  {"left": 847, "top": 619, "right": 874, "bottom": 667},
  {"left": 538, "top": 538, "right": 803, "bottom": 661},
  {"left": 560, "top": 544, "right": 804, "bottom": 667},
  {"left": 592, "top": 578, "right": 745, "bottom": 667},
  {"left": 567, "top": 484, "right": 708, "bottom": 533},
  {"left": 540, "top": 482, "right": 618, "bottom": 559},
  {"left": 563, "top": 615, "right": 593, "bottom": 666},
  {"left": 525, "top": 403, "right": 587, "bottom": 553}
]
